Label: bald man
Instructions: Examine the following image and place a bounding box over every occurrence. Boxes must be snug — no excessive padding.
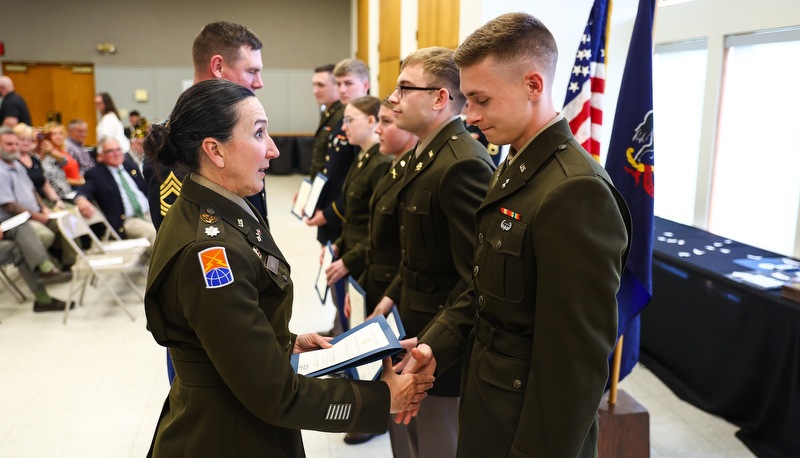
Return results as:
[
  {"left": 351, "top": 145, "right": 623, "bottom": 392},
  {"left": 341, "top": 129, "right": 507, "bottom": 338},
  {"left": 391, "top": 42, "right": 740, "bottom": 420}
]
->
[{"left": 0, "top": 76, "right": 32, "bottom": 127}]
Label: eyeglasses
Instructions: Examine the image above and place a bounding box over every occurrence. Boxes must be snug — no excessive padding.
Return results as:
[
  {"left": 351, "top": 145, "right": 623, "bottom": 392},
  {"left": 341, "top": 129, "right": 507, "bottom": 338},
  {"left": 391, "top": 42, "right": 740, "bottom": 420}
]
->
[
  {"left": 343, "top": 116, "right": 368, "bottom": 124},
  {"left": 394, "top": 85, "right": 454, "bottom": 100}
]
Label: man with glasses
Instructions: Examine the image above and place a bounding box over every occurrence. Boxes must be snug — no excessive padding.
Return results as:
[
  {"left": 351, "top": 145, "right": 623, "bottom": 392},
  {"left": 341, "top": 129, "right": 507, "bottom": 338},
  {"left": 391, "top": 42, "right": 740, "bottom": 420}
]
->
[
  {"left": 370, "top": 47, "right": 494, "bottom": 458},
  {"left": 76, "top": 137, "right": 155, "bottom": 247}
]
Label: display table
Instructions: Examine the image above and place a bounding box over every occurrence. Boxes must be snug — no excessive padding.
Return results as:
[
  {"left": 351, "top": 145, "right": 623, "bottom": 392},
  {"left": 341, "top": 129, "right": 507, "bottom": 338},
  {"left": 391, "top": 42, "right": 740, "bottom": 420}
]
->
[{"left": 640, "top": 217, "right": 800, "bottom": 457}]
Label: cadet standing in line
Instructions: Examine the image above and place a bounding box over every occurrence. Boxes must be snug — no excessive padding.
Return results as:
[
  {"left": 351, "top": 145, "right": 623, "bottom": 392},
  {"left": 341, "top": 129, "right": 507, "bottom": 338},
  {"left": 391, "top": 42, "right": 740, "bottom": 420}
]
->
[
  {"left": 404, "top": 13, "right": 632, "bottom": 458},
  {"left": 370, "top": 47, "right": 495, "bottom": 458},
  {"left": 324, "top": 96, "right": 391, "bottom": 294},
  {"left": 308, "top": 64, "right": 341, "bottom": 179}
]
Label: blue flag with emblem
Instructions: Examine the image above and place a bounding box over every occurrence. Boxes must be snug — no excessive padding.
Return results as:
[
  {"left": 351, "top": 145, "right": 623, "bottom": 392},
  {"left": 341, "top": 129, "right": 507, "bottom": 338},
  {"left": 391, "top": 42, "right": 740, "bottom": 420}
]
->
[{"left": 603, "top": 0, "right": 656, "bottom": 385}]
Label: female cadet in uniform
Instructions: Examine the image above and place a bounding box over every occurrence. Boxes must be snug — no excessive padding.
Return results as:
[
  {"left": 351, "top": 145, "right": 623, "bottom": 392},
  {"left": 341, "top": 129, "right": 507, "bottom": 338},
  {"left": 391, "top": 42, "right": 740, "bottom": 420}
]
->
[
  {"left": 324, "top": 96, "right": 391, "bottom": 293},
  {"left": 143, "top": 79, "right": 433, "bottom": 457}
]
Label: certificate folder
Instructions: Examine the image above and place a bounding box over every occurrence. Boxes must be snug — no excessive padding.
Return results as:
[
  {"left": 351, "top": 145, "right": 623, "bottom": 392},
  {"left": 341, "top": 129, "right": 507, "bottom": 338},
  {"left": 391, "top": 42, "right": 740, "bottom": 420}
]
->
[
  {"left": 315, "top": 242, "right": 334, "bottom": 303},
  {"left": 291, "top": 315, "right": 402, "bottom": 378},
  {"left": 291, "top": 178, "right": 313, "bottom": 219},
  {"left": 303, "top": 173, "right": 328, "bottom": 218},
  {"left": 348, "top": 305, "right": 406, "bottom": 381}
]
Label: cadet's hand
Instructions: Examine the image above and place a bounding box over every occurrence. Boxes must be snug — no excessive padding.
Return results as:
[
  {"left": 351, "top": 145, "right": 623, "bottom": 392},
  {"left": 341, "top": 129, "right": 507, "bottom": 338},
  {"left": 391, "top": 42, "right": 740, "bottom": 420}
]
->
[
  {"left": 366, "top": 296, "right": 394, "bottom": 321},
  {"left": 392, "top": 337, "right": 419, "bottom": 372},
  {"left": 344, "top": 292, "right": 351, "bottom": 318},
  {"left": 304, "top": 209, "right": 327, "bottom": 227},
  {"left": 326, "top": 259, "right": 349, "bottom": 285},
  {"left": 292, "top": 333, "right": 333, "bottom": 354},
  {"left": 381, "top": 357, "right": 434, "bottom": 414},
  {"left": 395, "top": 344, "right": 437, "bottom": 424}
]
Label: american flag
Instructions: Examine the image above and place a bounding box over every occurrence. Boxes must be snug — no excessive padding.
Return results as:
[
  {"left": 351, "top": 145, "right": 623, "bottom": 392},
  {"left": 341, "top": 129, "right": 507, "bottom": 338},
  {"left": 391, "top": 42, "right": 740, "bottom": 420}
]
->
[{"left": 563, "top": 0, "right": 610, "bottom": 162}]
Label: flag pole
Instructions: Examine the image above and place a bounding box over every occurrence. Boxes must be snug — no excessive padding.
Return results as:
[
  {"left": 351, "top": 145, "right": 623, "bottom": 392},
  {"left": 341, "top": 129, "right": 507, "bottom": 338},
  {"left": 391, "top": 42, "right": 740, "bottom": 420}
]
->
[{"left": 608, "top": 334, "right": 624, "bottom": 404}]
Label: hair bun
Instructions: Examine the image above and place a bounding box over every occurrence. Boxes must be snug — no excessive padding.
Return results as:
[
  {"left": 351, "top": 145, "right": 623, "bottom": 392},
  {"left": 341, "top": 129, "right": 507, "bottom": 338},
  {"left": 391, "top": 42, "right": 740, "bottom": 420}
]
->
[{"left": 144, "top": 123, "right": 178, "bottom": 167}]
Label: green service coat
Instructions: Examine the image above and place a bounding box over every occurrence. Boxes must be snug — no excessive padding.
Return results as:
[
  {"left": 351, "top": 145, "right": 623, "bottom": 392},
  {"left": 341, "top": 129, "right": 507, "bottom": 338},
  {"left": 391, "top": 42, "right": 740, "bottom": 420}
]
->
[
  {"left": 421, "top": 119, "right": 632, "bottom": 458},
  {"left": 333, "top": 143, "right": 391, "bottom": 279},
  {"left": 353, "top": 150, "right": 414, "bottom": 313},
  {"left": 384, "top": 118, "right": 495, "bottom": 396},
  {"left": 309, "top": 100, "right": 344, "bottom": 179},
  {"left": 145, "top": 175, "right": 389, "bottom": 458}
]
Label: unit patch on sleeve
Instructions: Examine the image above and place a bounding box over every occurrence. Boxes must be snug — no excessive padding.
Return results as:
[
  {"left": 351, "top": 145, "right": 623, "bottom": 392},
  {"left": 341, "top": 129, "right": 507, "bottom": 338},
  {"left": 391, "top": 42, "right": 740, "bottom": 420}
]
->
[{"left": 198, "top": 247, "right": 235, "bottom": 288}]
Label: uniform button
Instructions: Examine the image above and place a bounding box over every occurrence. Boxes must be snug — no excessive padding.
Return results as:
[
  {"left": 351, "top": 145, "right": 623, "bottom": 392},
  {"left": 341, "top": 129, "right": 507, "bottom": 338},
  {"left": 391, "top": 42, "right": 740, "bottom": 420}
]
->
[
  {"left": 120, "top": 215, "right": 126, "bottom": 220},
  {"left": 323, "top": 168, "right": 328, "bottom": 174},
  {"left": 401, "top": 249, "right": 406, "bottom": 257},
  {"left": 411, "top": 206, "right": 417, "bottom": 213},
  {"left": 385, "top": 273, "right": 392, "bottom": 279},
  {"left": 381, "top": 205, "right": 386, "bottom": 212},
  {"left": 328, "top": 142, "right": 332, "bottom": 148},
  {"left": 451, "top": 135, "right": 458, "bottom": 140},
  {"left": 438, "top": 304, "right": 444, "bottom": 310},
  {"left": 478, "top": 295, "right": 484, "bottom": 305},
  {"left": 473, "top": 266, "right": 479, "bottom": 276},
  {"left": 496, "top": 240, "right": 503, "bottom": 249},
  {"left": 335, "top": 147, "right": 340, "bottom": 152},
  {"left": 400, "top": 226, "right": 405, "bottom": 234},
  {"left": 558, "top": 144, "right": 567, "bottom": 150},
  {"left": 118, "top": 227, "right": 124, "bottom": 233},
  {"left": 513, "top": 379, "right": 522, "bottom": 389},
  {"left": 325, "top": 155, "right": 330, "bottom": 161},
  {"left": 478, "top": 233, "right": 484, "bottom": 244},
  {"left": 349, "top": 191, "right": 354, "bottom": 196},
  {"left": 399, "top": 202, "right": 405, "bottom": 210}
]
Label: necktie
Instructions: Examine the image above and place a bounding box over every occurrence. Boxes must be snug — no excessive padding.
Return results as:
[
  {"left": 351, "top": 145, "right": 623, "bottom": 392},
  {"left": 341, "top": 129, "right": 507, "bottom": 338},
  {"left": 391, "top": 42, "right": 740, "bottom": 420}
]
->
[{"left": 118, "top": 168, "right": 143, "bottom": 218}]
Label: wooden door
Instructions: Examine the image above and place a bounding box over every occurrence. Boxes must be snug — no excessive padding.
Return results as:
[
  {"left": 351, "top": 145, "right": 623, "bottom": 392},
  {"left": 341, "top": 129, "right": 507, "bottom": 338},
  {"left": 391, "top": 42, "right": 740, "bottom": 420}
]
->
[
  {"left": 379, "top": 0, "right": 402, "bottom": 98},
  {"left": 2, "top": 62, "right": 97, "bottom": 145},
  {"left": 417, "top": 0, "right": 460, "bottom": 50},
  {"left": 356, "top": 0, "right": 370, "bottom": 64}
]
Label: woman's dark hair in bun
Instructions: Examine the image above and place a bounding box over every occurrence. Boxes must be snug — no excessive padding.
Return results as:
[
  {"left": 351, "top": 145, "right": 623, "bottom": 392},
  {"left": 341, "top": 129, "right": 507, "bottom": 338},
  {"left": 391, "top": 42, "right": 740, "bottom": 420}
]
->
[{"left": 144, "top": 79, "right": 255, "bottom": 173}]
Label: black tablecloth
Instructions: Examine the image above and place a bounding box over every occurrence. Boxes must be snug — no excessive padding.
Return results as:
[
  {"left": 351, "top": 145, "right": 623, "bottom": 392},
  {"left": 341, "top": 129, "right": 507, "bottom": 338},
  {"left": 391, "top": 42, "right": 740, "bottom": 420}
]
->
[{"left": 641, "top": 217, "right": 800, "bottom": 458}]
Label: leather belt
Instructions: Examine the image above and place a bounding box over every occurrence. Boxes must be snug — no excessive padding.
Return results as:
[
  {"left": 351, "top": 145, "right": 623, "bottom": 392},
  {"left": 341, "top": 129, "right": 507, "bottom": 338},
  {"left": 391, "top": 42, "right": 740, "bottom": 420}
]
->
[
  {"left": 475, "top": 314, "right": 532, "bottom": 359},
  {"left": 170, "top": 357, "right": 225, "bottom": 387}
]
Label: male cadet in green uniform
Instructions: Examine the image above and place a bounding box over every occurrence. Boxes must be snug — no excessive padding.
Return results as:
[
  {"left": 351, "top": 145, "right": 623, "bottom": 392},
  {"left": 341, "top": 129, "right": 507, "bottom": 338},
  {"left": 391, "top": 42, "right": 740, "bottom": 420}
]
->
[
  {"left": 370, "top": 47, "right": 495, "bottom": 458},
  {"left": 308, "top": 64, "right": 341, "bottom": 178},
  {"left": 403, "top": 13, "right": 632, "bottom": 458},
  {"left": 144, "top": 21, "right": 268, "bottom": 232}
]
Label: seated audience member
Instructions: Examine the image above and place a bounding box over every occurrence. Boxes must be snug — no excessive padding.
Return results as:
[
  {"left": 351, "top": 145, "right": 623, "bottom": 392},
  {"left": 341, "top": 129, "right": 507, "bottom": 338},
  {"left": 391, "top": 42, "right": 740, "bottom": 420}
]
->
[
  {"left": 44, "top": 121, "right": 84, "bottom": 187},
  {"left": 75, "top": 137, "right": 155, "bottom": 246},
  {"left": 0, "top": 222, "right": 72, "bottom": 312},
  {"left": 39, "top": 122, "right": 80, "bottom": 198},
  {"left": 65, "top": 119, "right": 95, "bottom": 175},
  {"left": 126, "top": 120, "right": 148, "bottom": 172},
  {"left": 95, "top": 93, "right": 130, "bottom": 153},
  {"left": 12, "top": 124, "right": 66, "bottom": 209},
  {"left": 0, "top": 126, "right": 75, "bottom": 267}
]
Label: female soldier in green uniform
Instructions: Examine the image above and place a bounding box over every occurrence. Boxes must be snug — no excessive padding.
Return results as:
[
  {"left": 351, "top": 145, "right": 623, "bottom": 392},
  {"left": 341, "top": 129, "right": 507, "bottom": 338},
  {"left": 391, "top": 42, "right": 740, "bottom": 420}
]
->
[{"left": 143, "top": 79, "right": 433, "bottom": 457}]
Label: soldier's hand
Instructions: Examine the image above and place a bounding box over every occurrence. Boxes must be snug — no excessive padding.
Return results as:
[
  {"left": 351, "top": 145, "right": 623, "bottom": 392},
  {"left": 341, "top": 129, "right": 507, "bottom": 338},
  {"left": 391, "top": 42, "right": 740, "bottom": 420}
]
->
[
  {"left": 304, "top": 209, "right": 327, "bottom": 227},
  {"left": 326, "top": 259, "right": 349, "bottom": 285},
  {"left": 344, "top": 293, "right": 351, "bottom": 318},
  {"left": 366, "top": 296, "right": 394, "bottom": 321},
  {"left": 395, "top": 344, "right": 437, "bottom": 424},
  {"left": 392, "top": 337, "right": 419, "bottom": 372},
  {"left": 381, "top": 357, "right": 434, "bottom": 414},
  {"left": 292, "top": 333, "right": 333, "bottom": 354}
]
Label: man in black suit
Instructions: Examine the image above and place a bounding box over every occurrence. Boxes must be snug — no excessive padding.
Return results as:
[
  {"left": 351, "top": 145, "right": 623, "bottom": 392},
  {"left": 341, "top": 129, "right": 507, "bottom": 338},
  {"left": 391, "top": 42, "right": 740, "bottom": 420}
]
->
[{"left": 75, "top": 137, "right": 155, "bottom": 246}]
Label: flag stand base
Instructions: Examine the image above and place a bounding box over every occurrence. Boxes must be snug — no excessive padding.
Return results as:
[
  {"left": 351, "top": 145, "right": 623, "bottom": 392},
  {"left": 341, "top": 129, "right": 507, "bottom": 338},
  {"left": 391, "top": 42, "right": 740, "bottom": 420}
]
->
[{"left": 598, "top": 389, "right": 650, "bottom": 458}]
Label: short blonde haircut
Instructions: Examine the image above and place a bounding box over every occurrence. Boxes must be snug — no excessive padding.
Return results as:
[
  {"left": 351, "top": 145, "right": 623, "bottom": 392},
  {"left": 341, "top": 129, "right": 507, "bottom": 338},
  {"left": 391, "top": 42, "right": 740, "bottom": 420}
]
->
[{"left": 333, "top": 58, "right": 369, "bottom": 82}]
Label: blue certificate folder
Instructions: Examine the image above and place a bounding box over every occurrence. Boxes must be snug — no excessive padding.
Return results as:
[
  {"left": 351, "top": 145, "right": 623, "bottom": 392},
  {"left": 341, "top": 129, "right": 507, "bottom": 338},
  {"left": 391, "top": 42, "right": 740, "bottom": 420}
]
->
[
  {"left": 290, "top": 315, "right": 402, "bottom": 378},
  {"left": 315, "top": 242, "right": 335, "bottom": 304},
  {"left": 347, "top": 305, "right": 406, "bottom": 381}
]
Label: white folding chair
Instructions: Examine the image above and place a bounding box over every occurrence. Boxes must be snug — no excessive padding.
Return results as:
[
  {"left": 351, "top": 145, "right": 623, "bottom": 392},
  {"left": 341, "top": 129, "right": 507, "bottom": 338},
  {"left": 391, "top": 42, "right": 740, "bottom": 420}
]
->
[
  {"left": 56, "top": 213, "right": 144, "bottom": 323},
  {"left": 77, "top": 203, "right": 150, "bottom": 256}
]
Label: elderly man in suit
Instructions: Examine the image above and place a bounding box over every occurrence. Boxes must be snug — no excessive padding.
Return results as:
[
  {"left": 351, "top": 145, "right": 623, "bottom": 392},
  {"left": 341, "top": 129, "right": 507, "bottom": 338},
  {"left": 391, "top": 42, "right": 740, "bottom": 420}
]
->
[
  {"left": 75, "top": 137, "right": 155, "bottom": 246},
  {"left": 403, "top": 13, "right": 632, "bottom": 458}
]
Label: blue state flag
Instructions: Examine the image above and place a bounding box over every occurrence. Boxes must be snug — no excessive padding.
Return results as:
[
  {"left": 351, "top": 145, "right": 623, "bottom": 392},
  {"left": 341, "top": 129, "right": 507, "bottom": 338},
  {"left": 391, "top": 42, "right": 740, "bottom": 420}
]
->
[{"left": 604, "top": 0, "right": 656, "bottom": 385}]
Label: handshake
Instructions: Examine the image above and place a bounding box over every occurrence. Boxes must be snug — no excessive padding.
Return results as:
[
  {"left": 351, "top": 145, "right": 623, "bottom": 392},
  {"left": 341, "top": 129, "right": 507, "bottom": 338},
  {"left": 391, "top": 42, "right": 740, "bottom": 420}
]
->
[{"left": 381, "top": 342, "right": 437, "bottom": 422}]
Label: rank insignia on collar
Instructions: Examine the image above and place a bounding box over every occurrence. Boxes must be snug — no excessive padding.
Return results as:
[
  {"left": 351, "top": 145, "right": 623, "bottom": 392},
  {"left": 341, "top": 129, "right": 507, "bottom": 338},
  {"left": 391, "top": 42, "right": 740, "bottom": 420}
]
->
[
  {"left": 200, "top": 213, "right": 217, "bottom": 224},
  {"left": 519, "top": 163, "right": 527, "bottom": 173},
  {"left": 238, "top": 219, "right": 244, "bottom": 228},
  {"left": 400, "top": 160, "right": 406, "bottom": 167},
  {"left": 198, "top": 247, "right": 234, "bottom": 289},
  {"left": 415, "top": 162, "right": 423, "bottom": 171},
  {"left": 204, "top": 226, "right": 220, "bottom": 237},
  {"left": 501, "top": 178, "right": 510, "bottom": 189},
  {"left": 428, "top": 151, "right": 434, "bottom": 158},
  {"left": 391, "top": 168, "right": 397, "bottom": 179},
  {"left": 256, "top": 228, "right": 262, "bottom": 242},
  {"left": 500, "top": 207, "right": 521, "bottom": 220}
]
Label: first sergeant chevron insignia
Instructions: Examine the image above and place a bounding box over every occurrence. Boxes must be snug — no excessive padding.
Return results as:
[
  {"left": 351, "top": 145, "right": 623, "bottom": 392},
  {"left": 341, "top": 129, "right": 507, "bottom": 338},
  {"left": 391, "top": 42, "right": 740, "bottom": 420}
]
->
[{"left": 160, "top": 172, "right": 183, "bottom": 216}]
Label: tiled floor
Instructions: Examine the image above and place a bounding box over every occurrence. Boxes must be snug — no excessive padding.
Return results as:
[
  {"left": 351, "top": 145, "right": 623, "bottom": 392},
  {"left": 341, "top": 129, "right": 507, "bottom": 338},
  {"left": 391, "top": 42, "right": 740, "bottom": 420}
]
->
[{"left": 0, "top": 174, "right": 756, "bottom": 457}]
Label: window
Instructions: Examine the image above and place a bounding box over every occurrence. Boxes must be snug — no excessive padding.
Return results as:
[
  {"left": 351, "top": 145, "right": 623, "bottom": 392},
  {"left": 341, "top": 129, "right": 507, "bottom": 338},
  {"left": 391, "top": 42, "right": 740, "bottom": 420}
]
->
[
  {"left": 653, "top": 40, "right": 707, "bottom": 225},
  {"left": 709, "top": 29, "right": 800, "bottom": 256}
]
